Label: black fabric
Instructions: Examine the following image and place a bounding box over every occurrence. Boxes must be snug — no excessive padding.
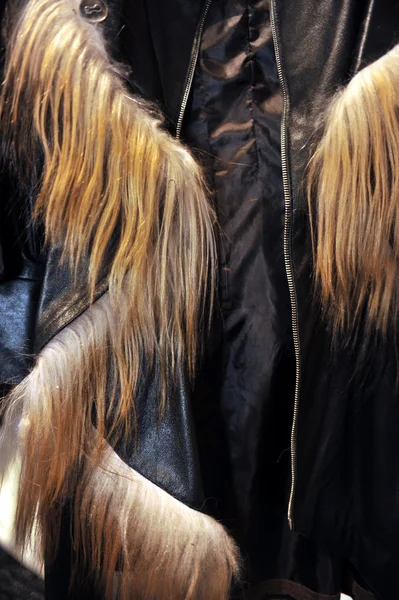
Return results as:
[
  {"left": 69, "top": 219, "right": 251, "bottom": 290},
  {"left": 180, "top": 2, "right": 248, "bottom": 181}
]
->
[
  {"left": 113, "top": 363, "right": 204, "bottom": 508},
  {"left": 0, "top": 176, "right": 43, "bottom": 386},
  {"left": 119, "top": 0, "right": 206, "bottom": 126},
  {"left": 360, "top": 0, "right": 399, "bottom": 66},
  {"left": 0, "top": 3, "right": 206, "bottom": 597},
  {"left": 2, "top": 0, "right": 399, "bottom": 598},
  {"left": 183, "top": 1, "right": 377, "bottom": 597},
  {"left": 33, "top": 248, "right": 108, "bottom": 354},
  {"left": 44, "top": 509, "right": 102, "bottom": 600},
  {"left": 34, "top": 245, "right": 204, "bottom": 510},
  {"left": 0, "top": 547, "right": 44, "bottom": 599},
  {"left": 184, "top": 0, "right": 293, "bottom": 536},
  {"left": 273, "top": 0, "right": 399, "bottom": 597},
  {"left": 0, "top": 1, "right": 44, "bottom": 387}
]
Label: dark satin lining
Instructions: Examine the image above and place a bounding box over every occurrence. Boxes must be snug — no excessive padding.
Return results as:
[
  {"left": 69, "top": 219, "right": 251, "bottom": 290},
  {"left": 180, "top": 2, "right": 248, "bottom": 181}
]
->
[
  {"left": 186, "top": 0, "right": 292, "bottom": 529},
  {"left": 185, "top": 0, "right": 377, "bottom": 597},
  {"left": 185, "top": 0, "right": 334, "bottom": 595},
  {"left": 274, "top": 0, "right": 399, "bottom": 595},
  {"left": 249, "top": 579, "right": 340, "bottom": 600},
  {"left": 249, "top": 574, "right": 377, "bottom": 600}
]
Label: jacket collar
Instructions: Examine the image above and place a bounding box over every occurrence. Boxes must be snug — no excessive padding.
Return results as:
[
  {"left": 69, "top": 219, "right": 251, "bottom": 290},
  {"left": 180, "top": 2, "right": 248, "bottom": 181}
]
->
[{"left": 120, "top": 0, "right": 207, "bottom": 129}]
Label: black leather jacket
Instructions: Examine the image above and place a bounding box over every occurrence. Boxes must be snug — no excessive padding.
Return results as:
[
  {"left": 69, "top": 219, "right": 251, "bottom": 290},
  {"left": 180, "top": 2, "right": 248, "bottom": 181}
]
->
[{"left": 1, "top": 1, "right": 399, "bottom": 599}]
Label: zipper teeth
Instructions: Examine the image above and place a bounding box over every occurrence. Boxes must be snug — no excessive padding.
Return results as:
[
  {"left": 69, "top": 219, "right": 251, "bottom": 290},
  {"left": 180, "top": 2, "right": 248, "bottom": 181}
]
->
[
  {"left": 175, "top": 0, "right": 213, "bottom": 139},
  {"left": 270, "top": 0, "right": 301, "bottom": 530}
]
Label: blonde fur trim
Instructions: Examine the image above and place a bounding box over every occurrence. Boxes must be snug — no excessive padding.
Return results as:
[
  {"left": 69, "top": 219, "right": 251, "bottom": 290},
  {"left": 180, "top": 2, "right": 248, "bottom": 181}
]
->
[
  {"left": 0, "top": 0, "right": 238, "bottom": 595},
  {"left": 79, "top": 441, "right": 240, "bottom": 599},
  {"left": 308, "top": 45, "right": 399, "bottom": 342},
  {"left": 0, "top": 0, "right": 216, "bottom": 407},
  {"left": 2, "top": 294, "right": 240, "bottom": 598}
]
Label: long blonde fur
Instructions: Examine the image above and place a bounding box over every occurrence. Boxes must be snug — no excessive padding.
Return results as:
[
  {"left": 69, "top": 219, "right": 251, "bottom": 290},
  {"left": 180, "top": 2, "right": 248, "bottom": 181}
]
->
[
  {"left": 0, "top": 0, "right": 215, "bottom": 401},
  {"left": 0, "top": 0, "right": 239, "bottom": 596},
  {"left": 308, "top": 45, "right": 399, "bottom": 341},
  {"left": 2, "top": 299, "right": 239, "bottom": 598}
]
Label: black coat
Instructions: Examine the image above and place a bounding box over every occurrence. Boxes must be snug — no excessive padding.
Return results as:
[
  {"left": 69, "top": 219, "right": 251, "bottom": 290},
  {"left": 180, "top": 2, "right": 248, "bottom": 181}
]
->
[{"left": 1, "top": 0, "right": 399, "bottom": 598}]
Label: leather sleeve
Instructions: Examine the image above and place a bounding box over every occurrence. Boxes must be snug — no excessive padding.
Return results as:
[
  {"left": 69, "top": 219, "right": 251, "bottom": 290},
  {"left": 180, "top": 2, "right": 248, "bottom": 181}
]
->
[{"left": 0, "top": 176, "right": 44, "bottom": 390}]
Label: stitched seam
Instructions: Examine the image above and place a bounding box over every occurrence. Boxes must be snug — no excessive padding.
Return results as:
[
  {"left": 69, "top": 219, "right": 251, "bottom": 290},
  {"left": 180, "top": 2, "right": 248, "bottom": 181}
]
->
[
  {"left": 194, "top": 13, "right": 231, "bottom": 315},
  {"left": 246, "top": 0, "right": 261, "bottom": 173}
]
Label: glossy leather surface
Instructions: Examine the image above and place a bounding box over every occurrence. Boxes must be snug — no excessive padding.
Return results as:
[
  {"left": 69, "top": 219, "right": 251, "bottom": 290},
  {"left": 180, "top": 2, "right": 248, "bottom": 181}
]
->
[
  {"left": 183, "top": 1, "right": 378, "bottom": 596},
  {"left": 32, "top": 248, "right": 203, "bottom": 512},
  {"left": 0, "top": 0, "right": 203, "bottom": 519},
  {"left": 34, "top": 247, "right": 108, "bottom": 353},
  {"left": 119, "top": 0, "right": 206, "bottom": 126},
  {"left": 113, "top": 362, "right": 203, "bottom": 507},
  {"left": 274, "top": 0, "right": 399, "bottom": 596},
  {"left": 2, "top": 0, "right": 399, "bottom": 597},
  {"left": 0, "top": 174, "right": 44, "bottom": 389},
  {"left": 184, "top": 0, "right": 292, "bottom": 547}
]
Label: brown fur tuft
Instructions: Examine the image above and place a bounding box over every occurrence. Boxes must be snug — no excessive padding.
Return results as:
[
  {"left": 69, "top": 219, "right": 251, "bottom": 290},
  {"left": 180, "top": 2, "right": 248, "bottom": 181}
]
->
[
  {"left": 2, "top": 295, "right": 240, "bottom": 598},
  {"left": 0, "top": 0, "right": 216, "bottom": 404},
  {"left": 308, "top": 45, "right": 399, "bottom": 342},
  {"left": 0, "top": 0, "right": 238, "bottom": 596}
]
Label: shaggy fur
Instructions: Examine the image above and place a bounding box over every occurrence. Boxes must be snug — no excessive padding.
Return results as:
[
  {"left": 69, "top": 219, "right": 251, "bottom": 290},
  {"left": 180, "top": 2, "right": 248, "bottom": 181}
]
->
[
  {"left": 79, "top": 440, "right": 239, "bottom": 600},
  {"left": 2, "top": 294, "right": 240, "bottom": 599},
  {"left": 308, "top": 45, "right": 399, "bottom": 342},
  {"left": 0, "top": 0, "right": 216, "bottom": 397},
  {"left": 0, "top": 0, "right": 240, "bottom": 597}
]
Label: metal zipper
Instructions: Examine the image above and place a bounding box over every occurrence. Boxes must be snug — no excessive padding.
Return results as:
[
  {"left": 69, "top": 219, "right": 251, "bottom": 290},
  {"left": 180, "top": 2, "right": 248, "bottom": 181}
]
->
[
  {"left": 270, "top": 0, "right": 301, "bottom": 530},
  {"left": 175, "top": 0, "right": 213, "bottom": 139}
]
